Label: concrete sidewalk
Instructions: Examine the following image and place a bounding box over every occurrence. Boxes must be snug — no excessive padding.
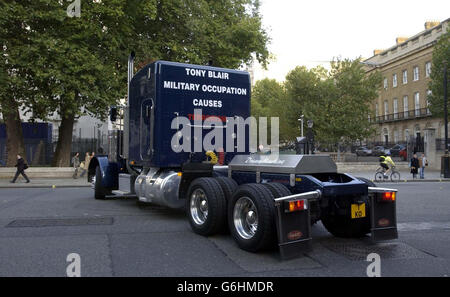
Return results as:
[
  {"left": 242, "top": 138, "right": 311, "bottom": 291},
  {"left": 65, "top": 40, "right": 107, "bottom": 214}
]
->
[
  {"left": 0, "top": 177, "right": 91, "bottom": 188},
  {"left": 345, "top": 169, "right": 449, "bottom": 183},
  {"left": 0, "top": 170, "right": 448, "bottom": 189}
]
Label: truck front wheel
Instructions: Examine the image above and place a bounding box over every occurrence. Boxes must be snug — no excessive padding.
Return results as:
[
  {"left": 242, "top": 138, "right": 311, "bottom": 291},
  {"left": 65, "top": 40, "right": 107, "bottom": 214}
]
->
[
  {"left": 94, "top": 166, "right": 107, "bottom": 200},
  {"left": 228, "top": 184, "right": 276, "bottom": 252},
  {"left": 186, "top": 177, "right": 227, "bottom": 236}
]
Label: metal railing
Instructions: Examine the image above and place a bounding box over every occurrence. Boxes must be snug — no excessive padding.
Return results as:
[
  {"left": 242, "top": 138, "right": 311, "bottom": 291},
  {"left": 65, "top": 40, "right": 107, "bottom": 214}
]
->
[{"left": 372, "top": 108, "right": 431, "bottom": 124}]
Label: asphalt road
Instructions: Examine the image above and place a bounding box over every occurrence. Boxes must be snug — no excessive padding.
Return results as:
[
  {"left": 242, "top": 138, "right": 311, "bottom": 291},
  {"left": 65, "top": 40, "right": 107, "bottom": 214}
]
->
[{"left": 0, "top": 183, "right": 449, "bottom": 277}]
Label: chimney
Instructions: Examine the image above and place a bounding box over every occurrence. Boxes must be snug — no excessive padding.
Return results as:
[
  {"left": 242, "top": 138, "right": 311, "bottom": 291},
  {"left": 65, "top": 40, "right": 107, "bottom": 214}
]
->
[
  {"left": 396, "top": 37, "right": 408, "bottom": 44},
  {"left": 373, "top": 49, "right": 383, "bottom": 55},
  {"left": 424, "top": 21, "right": 440, "bottom": 30}
]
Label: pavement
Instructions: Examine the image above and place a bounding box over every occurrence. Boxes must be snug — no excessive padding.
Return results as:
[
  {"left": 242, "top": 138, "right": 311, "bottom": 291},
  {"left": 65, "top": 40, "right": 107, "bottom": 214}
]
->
[
  {"left": 0, "top": 169, "right": 448, "bottom": 189},
  {"left": 0, "top": 182, "right": 449, "bottom": 277},
  {"left": 0, "top": 178, "right": 91, "bottom": 188}
]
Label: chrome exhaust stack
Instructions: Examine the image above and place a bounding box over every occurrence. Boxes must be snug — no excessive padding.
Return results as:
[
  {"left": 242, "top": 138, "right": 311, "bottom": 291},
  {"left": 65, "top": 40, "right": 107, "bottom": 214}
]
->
[{"left": 123, "top": 51, "right": 135, "bottom": 159}]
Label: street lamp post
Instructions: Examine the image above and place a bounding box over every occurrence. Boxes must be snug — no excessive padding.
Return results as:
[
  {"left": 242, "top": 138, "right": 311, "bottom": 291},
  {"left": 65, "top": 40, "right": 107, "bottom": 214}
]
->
[
  {"left": 444, "top": 60, "right": 448, "bottom": 155},
  {"left": 298, "top": 115, "right": 304, "bottom": 137},
  {"left": 306, "top": 119, "right": 314, "bottom": 154}
]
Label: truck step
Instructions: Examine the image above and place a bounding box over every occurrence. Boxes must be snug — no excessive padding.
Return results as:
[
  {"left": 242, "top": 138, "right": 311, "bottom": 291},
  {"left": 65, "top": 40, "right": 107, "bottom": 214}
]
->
[{"left": 108, "top": 190, "right": 137, "bottom": 198}]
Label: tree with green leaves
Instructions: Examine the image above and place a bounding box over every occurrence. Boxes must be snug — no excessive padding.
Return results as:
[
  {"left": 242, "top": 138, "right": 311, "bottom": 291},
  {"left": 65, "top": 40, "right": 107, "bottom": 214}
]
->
[
  {"left": 0, "top": 0, "right": 269, "bottom": 166},
  {"left": 281, "top": 59, "right": 381, "bottom": 148},
  {"left": 428, "top": 29, "right": 450, "bottom": 118}
]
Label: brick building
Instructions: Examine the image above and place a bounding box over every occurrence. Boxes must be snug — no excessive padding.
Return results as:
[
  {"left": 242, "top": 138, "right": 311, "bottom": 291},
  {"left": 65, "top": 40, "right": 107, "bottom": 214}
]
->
[{"left": 364, "top": 19, "right": 449, "bottom": 154}]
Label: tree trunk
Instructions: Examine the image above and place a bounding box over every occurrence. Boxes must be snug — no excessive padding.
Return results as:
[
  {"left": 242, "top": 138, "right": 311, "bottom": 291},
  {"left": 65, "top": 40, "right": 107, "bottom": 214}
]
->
[
  {"left": 52, "top": 112, "right": 75, "bottom": 167},
  {"left": 2, "top": 101, "right": 26, "bottom": 166}
]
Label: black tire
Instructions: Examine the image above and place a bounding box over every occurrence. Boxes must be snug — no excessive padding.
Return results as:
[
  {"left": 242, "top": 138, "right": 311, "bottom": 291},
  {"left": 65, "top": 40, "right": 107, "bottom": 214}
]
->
[
  {"left": 391, "top": 171, "right": 400, "bottom": 182},
  {"left": 215, "top": 176, "right": 238, "bottom": 202},
  {"left": 321, "top": 194, "right": 371, "bottom": 238},
  {"left": 356, "top": 177, "right": 376, "bottom": 187},
  {"left": 186, "top": 177, "right": 227, "bottom": 236},
  {"left": 228, "top": 183, "right": 276, "bottom": 252},
  {"left": 374, "top": 172, "right": 384, "bottom": 182},
  {"left": 263, "top": 182, "right": 291, "bottom": 198},
  {"left": 94, "top": 166, "right": 107, "bottom": 200}
]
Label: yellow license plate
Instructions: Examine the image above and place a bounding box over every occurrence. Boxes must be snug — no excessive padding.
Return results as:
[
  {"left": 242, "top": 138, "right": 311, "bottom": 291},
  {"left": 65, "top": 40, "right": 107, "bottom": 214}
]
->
[{"left": 351, "top": 203, "right": 366, "bottom": 219}]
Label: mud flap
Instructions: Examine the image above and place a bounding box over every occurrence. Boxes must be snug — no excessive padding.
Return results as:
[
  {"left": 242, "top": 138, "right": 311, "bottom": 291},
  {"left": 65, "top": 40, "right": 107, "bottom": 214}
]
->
[
  {"left": 274, "top": 190, "right": 321, "bottom": 260},
  {"left": 369, "top": 188, "right": 398, "bottom": 242}
]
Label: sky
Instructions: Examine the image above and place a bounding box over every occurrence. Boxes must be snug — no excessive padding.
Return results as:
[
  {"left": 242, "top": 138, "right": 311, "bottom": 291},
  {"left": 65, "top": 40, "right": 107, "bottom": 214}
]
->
[{"left": 254, "top": 0, "right": 450, "bottom": 82}]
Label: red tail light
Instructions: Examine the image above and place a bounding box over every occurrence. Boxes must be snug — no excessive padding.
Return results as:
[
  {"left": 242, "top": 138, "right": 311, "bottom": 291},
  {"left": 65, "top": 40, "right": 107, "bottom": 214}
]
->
[
  {"left": 285, "top": 199, "right": 307, "bottom": 213},
  {"left": 381, "top": 191, "right": 396, "bottom": 201}
]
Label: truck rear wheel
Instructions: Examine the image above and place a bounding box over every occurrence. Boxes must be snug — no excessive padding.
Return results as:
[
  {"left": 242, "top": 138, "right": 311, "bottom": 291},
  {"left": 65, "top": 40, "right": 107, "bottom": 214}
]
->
[
  {"left": 263, "top": 182, "right": 291, "bottom": 198},
  {"left": 228, "top": 183, "right": 276, "bottom": 252},
  {"left": 94, "top": 166, "right": 107, "bottom": 200},
  {"left": 186, "top": 177, "right": 227, "bottom": 236},
  {"left": 215, "top": 176, "right": 238, "bottom": 202},
  {"left": 321, "top": 194, "right": 371, "bottom": 238}
]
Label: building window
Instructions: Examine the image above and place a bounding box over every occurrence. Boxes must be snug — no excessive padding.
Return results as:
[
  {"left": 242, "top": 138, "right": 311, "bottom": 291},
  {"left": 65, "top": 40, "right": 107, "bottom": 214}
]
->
[
  {"left": 425, "top": 62, "right": 431, "bottom": 77},
  {"left": 427, "top": 90, "right": 432, "bottom": 114},
  {"left": 413, "top": 66, "right": 419, "bottom": 81},
  {"left": 384, "top": 100, "right": 389, "bottom": 120},
  {"left": 393, "top": 98, "right": 398, "bottom": 119},
  {"left": 414, "top": 92, "right": 420, "bottom": 116},
  {"left": 393, "top": 74, "right": 397, "bottom": 87},
  {"left": 394, "top": 130, "right": 399, "bottom": 143},
  {"left": 402, "top": 70, "right": 408, "bottom": 84},
  {"left": 375, "top": 103, "right": 379, "bottom": 117},
  {"left": 403, "top": 96, "right": 409, "bottom": 118},
  {"left": 384, "top": 78, "right": 388, "bottom": 89},
  {"left": 405, "top": 129, "right": 410, "bottom": 141}
]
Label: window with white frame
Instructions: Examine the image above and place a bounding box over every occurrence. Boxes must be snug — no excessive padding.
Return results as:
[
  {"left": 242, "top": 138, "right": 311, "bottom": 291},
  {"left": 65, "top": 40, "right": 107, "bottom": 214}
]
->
[
  {"left": 393, "top": 98, "right": 398, "bottom": 119},
  {"left": 425, "top": 62, "right": 431, "bottom": 77},
  {"left": 413, "top": 66, "right": 419, "bottom": 81},
  {"left": 402, "top": 70, "right": 408, "bottom": 84},
  {"left": 384, "top": 100, "right": 389, "bottom": 120},
  {"left": 414, "top": 92, "right": 420, "bottom": 116},
  {"left": 375, "top": 103, "right": 379, "bottom": 117},
  {"left": 427, "top": 90, "right": 432, "bottom": 114},
  {"left": 384, "top": 78, "right": 388, "bottom": 89},
  {"left": 403, "top": 96, "right": 409, "bottom": 118},
  {"left": 405, "top": 129, "right": 410, "bottom": 141},
  {"left": 393, "top": 74, "right": 397, "bottom": 87}
]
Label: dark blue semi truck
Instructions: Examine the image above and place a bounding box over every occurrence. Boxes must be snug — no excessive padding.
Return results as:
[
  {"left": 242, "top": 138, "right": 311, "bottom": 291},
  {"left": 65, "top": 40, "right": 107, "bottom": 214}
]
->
[{"left": 89, "top": 54, "right": 398, "bottom": 259}]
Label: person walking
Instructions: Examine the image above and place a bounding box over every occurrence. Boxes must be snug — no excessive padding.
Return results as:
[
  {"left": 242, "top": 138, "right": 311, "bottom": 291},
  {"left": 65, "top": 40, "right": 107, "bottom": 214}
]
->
[
  {"left": 419, "top": 153, "right": 428, "bottom": 179},
  {"left": 10, "top": 154, "right": 30, "bottom": 183},
  {"left": 72, "top": 153, "right": 80, "bottom": 179},
  {"left": 410, "top": 153, "right": 419, "bottom": 180},
  {"left": 80, "top": 152, "right": 90, "bottom": 178}
]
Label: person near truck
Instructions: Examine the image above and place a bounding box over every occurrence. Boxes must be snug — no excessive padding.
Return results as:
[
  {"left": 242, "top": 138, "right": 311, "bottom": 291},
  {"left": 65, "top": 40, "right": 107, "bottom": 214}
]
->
[
  {"left": 419, "top": 153, "right": 428, "bottom": 179},
  {"left": 379, "top": 155, "right": 395, "bottom": 178},
  {"left": 10, "top": 154, "right": 30, "bottom": 183},
  {"left": 72, "top": 152, "right": 80, "bottom": 179},
  {"left": 410, "top": 154, "right": 419, "bottom": 179},
  {"left": 79, "top": 152, "right": 91, "bottom": 178}
]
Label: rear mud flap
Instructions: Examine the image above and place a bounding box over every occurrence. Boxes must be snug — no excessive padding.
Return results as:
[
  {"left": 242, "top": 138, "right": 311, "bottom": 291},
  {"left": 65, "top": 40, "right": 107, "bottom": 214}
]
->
[
  {"left": 274, "top": 200, "right": 312, "bottom": 260},
  {"left": 369, "top": 193, "right": 398, "bottom": 242}
]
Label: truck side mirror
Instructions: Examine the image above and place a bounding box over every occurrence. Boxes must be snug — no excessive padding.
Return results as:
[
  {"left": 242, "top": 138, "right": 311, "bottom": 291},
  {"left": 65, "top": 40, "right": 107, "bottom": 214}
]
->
[{"left": 110, "top": 107, "right": 117, "bottom": 122}]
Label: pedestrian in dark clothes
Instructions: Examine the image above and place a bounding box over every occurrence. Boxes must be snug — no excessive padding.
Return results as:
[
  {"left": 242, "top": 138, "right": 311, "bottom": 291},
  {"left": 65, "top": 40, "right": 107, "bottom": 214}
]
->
[
  {"left": 10, "top": 154, "right": 30, "bottom": 183},
  {"left": 410, "top": 153, "right": 419, "bottom": 179},
  {"left": 72, "top": 152, "right": 80, "bottom": 179}
]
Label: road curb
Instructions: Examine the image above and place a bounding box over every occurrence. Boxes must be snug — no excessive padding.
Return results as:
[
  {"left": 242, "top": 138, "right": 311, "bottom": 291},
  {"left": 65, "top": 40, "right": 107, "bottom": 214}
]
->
[
  {"left": 0, "top": 184, "right": 91, "bottom": 189},
  {"left": 374, "top": 179, "right": 450, "bottom": 183}
]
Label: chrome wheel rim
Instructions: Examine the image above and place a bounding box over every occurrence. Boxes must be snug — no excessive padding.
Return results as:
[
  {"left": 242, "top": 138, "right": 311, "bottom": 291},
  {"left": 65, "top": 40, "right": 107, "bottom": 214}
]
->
[
  {"left": 190, "top": 188, "right": 208, "bottom": 225},
  {"left": 233, "top": 197, "right": 258, "bottom": 239}
]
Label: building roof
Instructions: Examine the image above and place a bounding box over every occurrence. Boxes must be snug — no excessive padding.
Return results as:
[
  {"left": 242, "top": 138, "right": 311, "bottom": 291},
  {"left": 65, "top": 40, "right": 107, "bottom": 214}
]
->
[{"left": 364, "top": 18, "right": 449, "bottom": 67}]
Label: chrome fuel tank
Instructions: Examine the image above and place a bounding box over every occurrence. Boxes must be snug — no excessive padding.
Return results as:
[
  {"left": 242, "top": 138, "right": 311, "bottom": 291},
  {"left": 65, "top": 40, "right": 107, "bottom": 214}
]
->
[{"left": 135, "top": 168, "right": 183, "bottom": 209}]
